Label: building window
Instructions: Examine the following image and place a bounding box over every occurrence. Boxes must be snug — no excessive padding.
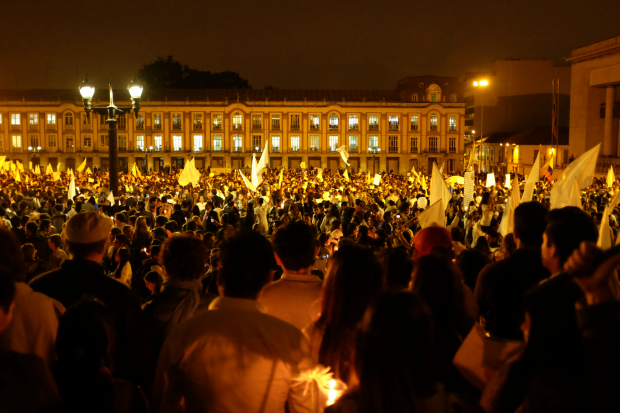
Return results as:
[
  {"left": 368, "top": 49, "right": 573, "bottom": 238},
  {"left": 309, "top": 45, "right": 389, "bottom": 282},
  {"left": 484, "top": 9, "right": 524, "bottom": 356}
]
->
[
  {"left": 29, "top": 114, "right": 38, "bottom": 129},
  {"left": 411, "top": 137, "right": 418, "bottom": 153},
  {"left": 430, "top": 114, "right": 438, "bottom": 131},
  {"left": 12, "top": 113, "right": 21, "bottom": 127},
  {"left": 449, "top": 115, "right": 457, "bottom": 131},
  {"left": 212, "top": 114, "right": 222, "bottom": 130},
  {"left": 232, "top": 113, "right": 243, "bottom": 130},
  {"left": 428, "top": 136, "right": 438, "bottom": 152},
  {"left": 66, "top": 136, "right": 74, "bottom": 149},
  {"left": 252, "top": 114, "right": 262, "bottom": 130},
  {"left": 118, "top": 135, "right": 127, "bottom": 151},
  {"left": 310, "top": 115, "right": 320, "bottom": 130},
  {"left": 349, "top": 136, "right": 358, "bottom": 152},
  {"left": 369, "top": 135, "right": 379, "bottom": 149},
  {"left": 136, "top": 135, "right": 145, "bottom": 150},
  {"left": 388, "top": 115, "right": 399, "bottom": 131},
  {"left": 48, "top": 134, "right": 57, "bottom": 148},
  {"left": 412, "top": 93, "right": 418, "bottom": 102},
  {"left": 290, "top": 136, "right": 300, "bottom": 151},
  {"left": 100, "top": 135, "right": 109, "bottom": 146},
  {"left": 82, "top": 114, "right": 91, "bottom": 129},
  {"left": 136, "top": 114, "right": 144, "bottom": 130},
  {"left": 329, "top": 113, "right": 339, "bottom": 130},
  {"left": 154, "top": 114, "right": 162, "bottom": 130},
  {"left": 84, "top": 135, "right": 92, "bottom": 148},
  {"left": 271, "top": 114, "right": 280, "bottom": 130},
  {"left": 388, "top": 136, "right": 398, "bottom": 152},
  {"left": 47, "top": 114, "right": 56, "bottom": 128},
  {"left": 116, "top": 114, "right": 126, "bottom": 130},
  {"left": 213, "top": 135, "right": 222, "bottom": 151},
  {"left": 410, "top": 115, "right": 419, "bottom": 131},
  {"left": 272, "top": 135, "right": 280, "bottom": 152},
  {"left": 252, "top": 135, "right": 262, "bottom": 150},
  {"left": 173, "top": 135, "right": 182, "bottom": 151},
  {"left": 329, "top": 135, "right": 338, "bottom": 151},
  {"left": 310, "top": 135, "right": 319, "bottom": 151},
  {"left": 172, "top": 114, "right": 182, "bottom": 130},
  {"left": 154, "top": 135, "right": 163, "bottom": 151},
  {"left": 449, "top": 137, "right": 456, "bottom": 153},
  {"left": 233, "top": 135, "right": 243, "bottom": 151},
  {"left": 193, "top": 135, "right": 203, "bottom": 151},
  {"left": 193, "top": 114, "right": 202, "bottom": 130},
  {"left": 348, "top": 115, "right": 359, "bottom": 130},
  {"left": 65, "top": 113, "right": 73, "bottom": 129},
  {"left": 12, "top": 135, "right": 21, "bottom": 149},
  {"left": 368, "top": 115, "right": 379, "bottom": 130},
  {"left": 431, "top": 94, "right": 437, "bottom": 103},
  {"left": 0, "top": 114, "right": 3, "bottom": 128},
  {"left": 30, "top": 135, "right": 39, "bottom": 148},
  {"left": 290, "top": 114, "right": 300, "bottom": 130}
]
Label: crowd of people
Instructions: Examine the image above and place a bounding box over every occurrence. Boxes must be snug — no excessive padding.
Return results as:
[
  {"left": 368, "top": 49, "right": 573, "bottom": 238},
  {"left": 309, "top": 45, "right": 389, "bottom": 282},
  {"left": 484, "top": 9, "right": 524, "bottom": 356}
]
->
[{"left": 0, "top": 161, "right": 618, "bottom": 413}]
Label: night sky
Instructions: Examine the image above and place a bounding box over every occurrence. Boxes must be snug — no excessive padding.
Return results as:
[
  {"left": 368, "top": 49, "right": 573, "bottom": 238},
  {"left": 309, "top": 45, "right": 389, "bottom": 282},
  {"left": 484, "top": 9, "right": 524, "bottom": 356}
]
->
[{"left": 1, "top": 0, "right": 619, "bottom": 91}]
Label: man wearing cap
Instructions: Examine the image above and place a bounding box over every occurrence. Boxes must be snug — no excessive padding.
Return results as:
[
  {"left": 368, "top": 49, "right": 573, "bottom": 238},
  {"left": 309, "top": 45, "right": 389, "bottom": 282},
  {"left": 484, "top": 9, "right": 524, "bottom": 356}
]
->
[{"left": 29, "top": 212, "right": 154, "bottom": 386}]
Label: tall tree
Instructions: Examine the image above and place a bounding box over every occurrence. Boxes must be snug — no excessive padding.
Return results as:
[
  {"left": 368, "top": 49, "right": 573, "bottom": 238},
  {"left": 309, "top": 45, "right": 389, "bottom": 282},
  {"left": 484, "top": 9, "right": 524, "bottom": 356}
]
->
[{"left": 137, "top": 56, "right": 251, "bottom": 89}]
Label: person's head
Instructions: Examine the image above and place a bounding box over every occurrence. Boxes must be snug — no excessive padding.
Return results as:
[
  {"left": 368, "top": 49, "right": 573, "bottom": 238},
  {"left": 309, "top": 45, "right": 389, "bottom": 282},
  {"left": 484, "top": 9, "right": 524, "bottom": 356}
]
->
[
  {"left": 455, "top": 249, "right": 488, "bottom": 292},
  {"left": 355, "top": 292, "right": 435, "bottom": 409},
  {"left": 25, "top": 221, "right": 38, "bottom": 236},
  {"left": 155, "top": 215, "right": 168, "bottom": 228},
  {"left": 144, "top": 271, "right": 163, "bottom": 294},
  {"left": 513, "top": 202, "right": 549, "bottom": 249},
  {"left": 217, "top": 230, "right": 273, "bottom": 299},
  {"left": 412, "top": 226, "right": 453, "bottom": 261},
  {"left": 21, "top": 243, "right": 36, "bottom": 260},
  {"left": 135, "top": 217, "right": 148, "bottom": 231},
  {"left": 48, "top": 234, "right": 63, "bottom": 251},
  {"left": 55, "top": 299, "right": 115, "bottom": 373},
  {"left": 542, "top": 207, "right": 598, "bottom": 274},
  {"left": 272, "top": 221, "right": 316, "bottom": 273},
  {"left": 113, "top": 234, "right": 128, "bottom": 250},
  {"left": 378, "top": 247, "right": 414, "bottom": 291},
  {"left": 159, "top": 234, "right": 209, "bottom": 281},
  {"left": 114, "top": 212, "right": 127, "bottom": 226},
  {"left": 114, "top": 247, "right": 130, "bottom": 265},
  {"left": 203, "top": 232, "right": 215, "bottom": 250},
  {"left": 0, "top": 228, "right": 27, "bottom": 282},
  {"left": 64, "top": 212, "right": 112, "bottom": 261},
  {"left": 39, "top": 219, "right": 52, "bottom": 233}
]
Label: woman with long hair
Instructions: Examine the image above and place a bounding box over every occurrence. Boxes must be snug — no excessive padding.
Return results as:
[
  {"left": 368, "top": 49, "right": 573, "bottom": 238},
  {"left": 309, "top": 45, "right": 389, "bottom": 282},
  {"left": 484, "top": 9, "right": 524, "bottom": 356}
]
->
[
  {"left": 111, "top": 248, "right": 132, "bottom": 288},
  {"left": 321, "top": 205, "right": 341, "bottom": 233},
  {"left": 303, "top": 244, "right": 382, "bottom": 386}
]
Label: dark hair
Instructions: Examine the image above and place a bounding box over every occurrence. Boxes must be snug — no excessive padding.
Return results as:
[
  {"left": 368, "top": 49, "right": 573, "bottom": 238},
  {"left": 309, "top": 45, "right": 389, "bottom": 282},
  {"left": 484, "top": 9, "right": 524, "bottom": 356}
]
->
[
  {"left": 112, "top": 248, "right": 131, "bottom": 280},
  {"left": 0, "top": 227, "right": 27, "bottom": 282},
  {"left": 378, "top": 247, "right": 413, "bottom": 291},
  {"left": 316, "top": 244, "right": 382, "bottom": 384},
  {"left": 39, "top": 219, "right": 52, "bottom": 232},
  {"left": 514, "top": 202, "right": 549, "bottom": 247},
  {"left": 115, "top": 212, "right": 127, "bottom": 223},
  {"left": 355, "top": 292, "right": 435, "bottom": 412},
  {"left": 144, "top": 271, "right": 163, "bottom": 293},
  {"left": 272, "top": 221, "right": 316, "bottom": 271},
  {"left": 65, "top": 239, "right": 108, "bottom": 260},
  {"left": 159, "top": 234, "right": 208, "bottom": 281},
  {"left": 114, "top": 234, "right": 128, "bottom": 245},
  {"left": 155, "top": 215, "right": 168, "bottom": 227},
  {"left": 455, "top": 249, "right": 489, "bottom": 291},
  {"left": 150, "top": 244, "right": 161, "bottom": 256},
  {"left": 218, "top": 230, "right": 273, "bottom": 299},
  {"left": 49, "top": 234, "right": 63, "bottom": 249},
  {"left": 26, "top": 221, "right": 38, "bottom": 235},
  {"left": 545, "top": 208, "right": 598, "bottom": 266}
]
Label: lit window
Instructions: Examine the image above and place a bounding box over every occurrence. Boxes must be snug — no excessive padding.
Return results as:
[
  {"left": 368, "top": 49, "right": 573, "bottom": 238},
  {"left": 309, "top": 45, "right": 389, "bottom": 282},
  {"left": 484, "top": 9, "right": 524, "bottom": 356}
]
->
[
  {"left": 348, "top": 136, "right": 358, "bottom": 152},
  {"left": 212, "top": 114, "right": 222, "bottom": 130},
  {"left": 310, "top": 135, "right": 319, "bottom": 151},
  {"left": 449, "top": 115, "right": 457, "bottom": 131},
  {"left": 369, "top": 135, "right": 379, "bottom": 149},
  {"left": 100, "top": 135, "right": 108, "bottom": 146},
  {"left": 154, "top": 114, "right": 162, "bottom": 130},
  {"left": 411, "top": 115, "right": 419, "bottom": 131},
  {"left": 213, "top": 135, "right": 222, "bottom": 151},
  {"left": 173, "top": 135, "right": 183, "bottom": 151},
  {"left": 388, "top": 115, "right": 399, "bottom": 130},
  {"left": 172, "top": 114, "right": 182, "bottom": 130},
  {"left": 429, "top": 136, "right": 438, "bottom": 152},
  {"left": 232, "top": 113, "right": 243, "bottom": 130},
  {"left": 252, "top": 135, "right": 262, "bottom": 150},
  {"left": 430, "top": 114, "right": 438, "bottom": 131},
  {"left": 233, "top": 135, "right": 243, "bottom": 151},
  {"left": 348, "top": 115, "right": 359, "bottom": 130},
  {"left": 118, "top": 135, "right": 127, "bottom": 150},
  {"left": 290, "top": 136, "right": 300, "bottom": 151},
  {"left": 290, "top": 114, "right": 300, "bottom": 130},
  {"left": 410, "top": 137, "right": 418, "bottom": 153},
  {"left": 66, "top": 136, "right": 74, "bottom": 149},
  {"left": 154, "top": 136, "right": 163, "bottom": 151},
  {"left": 272, "top": 135, "right": 280, "bottom": 152},
  {"left": 29, "top": 114, "right": 38, "bottom": 127},
  {"left": 329, "top": 135, "right": 338, "bottom": 151},
  {"left": 368, "top": 115, "right": 379, "bottom": 130},
  {"left": 136, "top": 135, "right": 145, "bottom": 150},
  {"left": 271, "top": 115, "right": 280, "bottom": 130},
  {"left": 12, "top": 135, "right": 21, "bottom": 148},
  {"left": 388, "top": 136, "right": 398, "bottom": 152},
  {"left": 0, "top": 114, "right": 3, "bottom": 126},
  {"left": 11, "top": 114, "right": 21, "bottom": 125},
  {"left": 193, "top": 114, "right": 202, "bottom": 130},
  {"left": 310, "top": 115, "right": 320, "bottom": 130},
  {"left": 329, "top": 114, "right": 339, "bottom": 130},
  {"left": 193, "top": 135, "right": 203, "bottom": 151},
  {"left": 84, "top": 135, "right": 92, "bottom": 148},
  {"left": 252, "top": 114, "right": 262, "bottom": 129}
]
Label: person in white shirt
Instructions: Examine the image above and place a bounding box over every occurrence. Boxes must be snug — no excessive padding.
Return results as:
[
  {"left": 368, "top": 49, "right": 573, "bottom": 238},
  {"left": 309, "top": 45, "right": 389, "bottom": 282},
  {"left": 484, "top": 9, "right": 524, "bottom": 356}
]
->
[
  {"left": 153, "top": 230, "right": 322, "bottom": 413},
  {"left": 254, "top": 197, "right": 270, "bottom": 234}
]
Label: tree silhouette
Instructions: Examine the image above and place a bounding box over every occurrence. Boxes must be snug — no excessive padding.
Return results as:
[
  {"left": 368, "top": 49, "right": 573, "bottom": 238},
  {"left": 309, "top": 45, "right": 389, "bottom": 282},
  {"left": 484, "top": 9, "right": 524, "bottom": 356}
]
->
[{"left": 137, "top": 56, "right": 251, "bottom": 89}]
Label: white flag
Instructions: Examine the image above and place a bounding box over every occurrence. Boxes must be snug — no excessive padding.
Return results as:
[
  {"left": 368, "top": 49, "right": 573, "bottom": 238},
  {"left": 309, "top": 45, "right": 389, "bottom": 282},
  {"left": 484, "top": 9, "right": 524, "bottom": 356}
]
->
[
  {"left": 417, "top": 200, "right": 445, "bottom": 228},
  {"left": 430, "top": 162, "right": 451, "bottom": 212},
  {"left": 521, "top": 152, "right": 541, "bottom": 203},
  {"left": 68, "top": 176, "right": 76, "bottom": 201},
  {"left": 608, "top": 166, "right": 615, "bottom": 188},
  {"left": 251, "top": 154, "right": 260, "bottom": 188},
  {"left": 107, "top": 191, "right": 115, "bottom": 206},
  {"left": 550, "top": 144, "right": 600, "bottom": 209},
  {"left": 335, "top": 145, "right": 350, "bottom": 166},
  {"left": 598, "top": 206, "right": 612, "bottom": 250},
  {"left": 485, "top": 173, "right": 495, "bottom": 188}
]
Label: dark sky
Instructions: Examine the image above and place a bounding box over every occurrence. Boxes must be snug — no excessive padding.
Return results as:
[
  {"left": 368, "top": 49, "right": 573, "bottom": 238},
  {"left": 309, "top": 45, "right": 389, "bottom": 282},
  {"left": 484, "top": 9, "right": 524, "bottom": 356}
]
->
[{"left": 1, "top": 0, "right": 619, "bottom": 91}]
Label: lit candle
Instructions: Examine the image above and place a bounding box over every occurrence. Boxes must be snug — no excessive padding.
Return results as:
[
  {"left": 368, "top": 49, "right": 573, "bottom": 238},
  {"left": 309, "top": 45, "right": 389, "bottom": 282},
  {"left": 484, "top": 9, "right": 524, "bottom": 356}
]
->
[{"left": 327, "top": 380, "right": 337, "bottom": 406}]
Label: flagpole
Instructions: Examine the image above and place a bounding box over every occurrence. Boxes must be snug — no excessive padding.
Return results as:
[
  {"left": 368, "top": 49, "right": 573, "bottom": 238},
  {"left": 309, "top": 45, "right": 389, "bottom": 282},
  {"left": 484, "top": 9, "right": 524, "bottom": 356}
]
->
[
  {"left": 557, "top": 78, "right": 560, "bottom": 160},
  {"left": 551, "top": 80, "right": 555, "bottom": 149}
]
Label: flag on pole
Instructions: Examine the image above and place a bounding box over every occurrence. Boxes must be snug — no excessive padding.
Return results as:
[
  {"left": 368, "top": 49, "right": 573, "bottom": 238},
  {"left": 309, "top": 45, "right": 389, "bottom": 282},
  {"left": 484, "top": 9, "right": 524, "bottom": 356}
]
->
[
  {"left": 343, "top": 169, "right": 350, "bottom": 182},
  {"left": 107, "top": 191, "right": 115, "bottom": 206},
  {"left": 417, "top": 200, "right": 445, "bottom": 228},
  {"left": 550, "top": 143, "right": 600, "bottom": 210},
  {"left": 608, "top": 166, "right": 615, "bottom": 188},
  {"left": 46, "top": 163, "right": 53, "bottom": 175},
  {"left": 86, "top": 167, "right": 92, "bottom": 175},
  {"left": 540, "top": 150, "right": 555, "bottom": 182},
  {"left": 239, "top": 169, "right": 257, "bottom": 192},
  {"left": 14, "top": 169, "right": 20, "bottom": 182},
  {"left": 335, "top": 145, "right": 350, "bottom": 166},
  {"left": 35, "top": 164, "right": 40, "bottom": 175},
  {"left": 68, "top": 176, "right": 76, "bottom": 201},
  {"left": 76, "top": 158, "right": 87, "bottom": 172},
  {"left": 430, "top": 162, "right": 451, "bottom": 211},
  {"left": 521, "top": 152, "right": 541, "bottom": 203},
  {"left": 278, "top": 168, "right": 284, "bottom": 190}
]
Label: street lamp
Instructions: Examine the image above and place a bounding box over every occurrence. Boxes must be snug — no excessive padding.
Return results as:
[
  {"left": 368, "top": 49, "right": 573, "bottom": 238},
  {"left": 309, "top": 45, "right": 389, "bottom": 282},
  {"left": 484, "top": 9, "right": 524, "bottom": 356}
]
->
[
  {"left": 79, "top": 75, "right": 143, "bottom": 196},
  {"left": 369, "top": 147, "right": 381, "bottom": 176},
  {"left": 27, "top": 145, "right": 41, "bottom": 172},
  {"left": 473, "top": 79, "right": 489, "bottom": 172},
  {"left": 144, "top": 145, "right": 153, "bottom": 173}
]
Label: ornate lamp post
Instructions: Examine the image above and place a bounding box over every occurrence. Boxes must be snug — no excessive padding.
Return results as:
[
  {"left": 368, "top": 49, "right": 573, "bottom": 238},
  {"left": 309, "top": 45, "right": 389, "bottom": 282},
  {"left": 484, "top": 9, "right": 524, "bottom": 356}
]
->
[
  {"left": 473, "top": 79, "right": 488, "bottom": 173},
  {"left": 27, "top": 145, "right": 41, "bottom": 172},
  {"left": 369, "top": 147, "right": 381, "bottom": 175},
  {"left": 78, "top": 76, "right": 143, "bottom": 196},
  {"left": 144, "top": 145, "right": 153, "bottom": 172}
]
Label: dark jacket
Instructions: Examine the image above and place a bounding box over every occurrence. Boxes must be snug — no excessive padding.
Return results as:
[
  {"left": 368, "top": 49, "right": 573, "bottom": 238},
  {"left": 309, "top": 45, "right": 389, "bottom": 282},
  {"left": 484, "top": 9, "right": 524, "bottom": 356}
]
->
[
  {"left": 25, "top": 233, "right": 51, "bottom": 268},
  {"left": 474, "top": 249, "right": 551, "bottom": 340},
  {"left": 29, "top": 259, "right": 155, "bottom": 387}
]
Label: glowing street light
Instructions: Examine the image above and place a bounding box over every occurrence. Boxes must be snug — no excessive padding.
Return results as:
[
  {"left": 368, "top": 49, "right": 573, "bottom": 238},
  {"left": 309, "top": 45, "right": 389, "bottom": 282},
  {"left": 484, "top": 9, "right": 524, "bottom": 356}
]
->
[{"left": 473, "top": 79, "right": 489, "bottom": 172}]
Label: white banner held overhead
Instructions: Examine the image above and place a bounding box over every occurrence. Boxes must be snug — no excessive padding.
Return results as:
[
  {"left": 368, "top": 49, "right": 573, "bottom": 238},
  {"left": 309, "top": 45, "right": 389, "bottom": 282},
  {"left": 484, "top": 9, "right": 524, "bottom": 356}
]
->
[
  {"left": 463, "top": 172, "right": 474, "bottom": 208},
  {"left": 486, "top": 173, "right": 495, "bottom": 188}
]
